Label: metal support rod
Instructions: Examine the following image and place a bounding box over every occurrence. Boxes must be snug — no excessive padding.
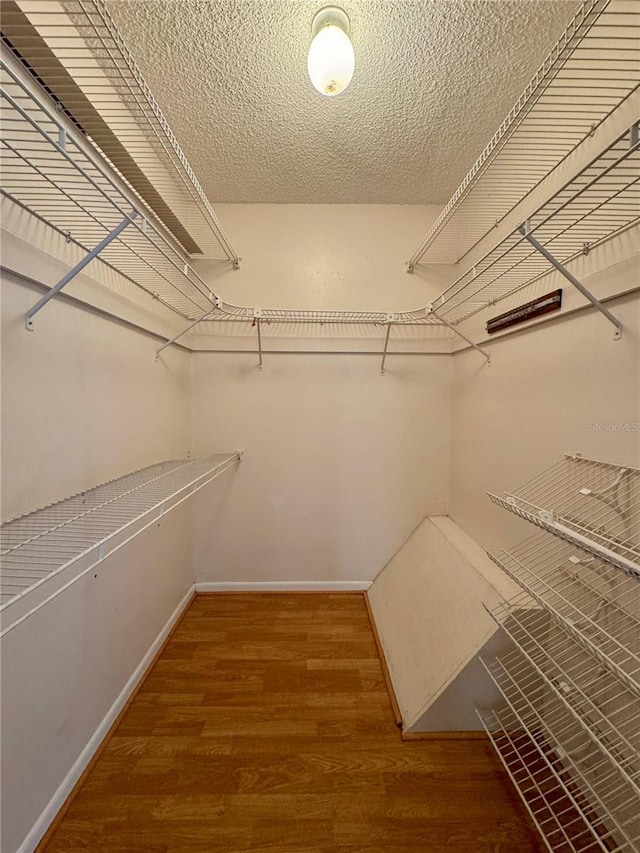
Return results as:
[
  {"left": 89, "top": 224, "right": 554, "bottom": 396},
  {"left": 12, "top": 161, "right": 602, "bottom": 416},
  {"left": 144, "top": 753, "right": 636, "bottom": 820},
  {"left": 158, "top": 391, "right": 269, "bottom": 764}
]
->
[
  {"left": 520, "top": 223, "right": 622, "bottom": 339},
  {"left": 25, "top": 213, "right": 137, "bottom": 330},
  {"left": 430, "top": 308, "right": 491, "bottom": 365},
  {"left": 156, "top": 308, "right": 217, "bottom": 358},
  {"left": 256, "top": 317, "right": 263, "bottom": 369},
  {"left": 380, "top": 323, "right": 392, "bottom": 375}
]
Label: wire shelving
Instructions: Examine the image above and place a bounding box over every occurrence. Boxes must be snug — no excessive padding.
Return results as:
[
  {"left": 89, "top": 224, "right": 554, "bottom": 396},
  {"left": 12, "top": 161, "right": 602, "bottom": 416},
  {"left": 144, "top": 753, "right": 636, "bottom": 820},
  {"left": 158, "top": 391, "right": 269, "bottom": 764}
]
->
[
  {"left": 488, "top": 530, "right": 640, "bottom": 695},
  {"left": 0, "top": 452, "right": 241, "bottom": 633},
  {"left": 2, "top": 0, "right": 238, "bottom": 264},
  {"left": 489, "top": 454, "right": 640, "bottom": 576},
  {"left": 481, "top": 454, "right": 640, "bottom": 852},
  {"left": 1, "top": 3, "right": 636, "bottom": 355},
  {"left": 428, "top": 123, "right": 639, "bottom": 327},
  {"left": 409, "top": 0, "right": 640, "bottom": 267}
]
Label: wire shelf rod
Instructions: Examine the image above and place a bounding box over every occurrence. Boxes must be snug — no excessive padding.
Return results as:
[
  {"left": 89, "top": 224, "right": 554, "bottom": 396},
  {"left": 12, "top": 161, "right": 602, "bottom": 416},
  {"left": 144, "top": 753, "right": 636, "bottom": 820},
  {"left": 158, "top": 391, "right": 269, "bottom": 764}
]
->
[
  {"left": 481, "top": 660, "right": 640, "bottom": 851},
  {"left": 0, "top": 453, "right": 241, "bottom": 614},
  {"left": 484, "top": 657, "right": 640, "bottom": 845},
  {"left": 408, "top": 0, "right": 639, "bottom": 266},
  {"left": 483, "top": 703, "right": 617, "bottom": 852},
  {"left": 489, "top": 455, "right": 640, "bottom": 576},
  {"left": 487, "top": 626, "right": 640, "bottom": 787},
  {"left": 478, "top": 709, "right": 595, "bottom": 852},
  {"left": 488, "top": 532, "right": 640, "bottom": 695},
  {"left": 489, "top": 601, "right": 640, "bottom": 776}
]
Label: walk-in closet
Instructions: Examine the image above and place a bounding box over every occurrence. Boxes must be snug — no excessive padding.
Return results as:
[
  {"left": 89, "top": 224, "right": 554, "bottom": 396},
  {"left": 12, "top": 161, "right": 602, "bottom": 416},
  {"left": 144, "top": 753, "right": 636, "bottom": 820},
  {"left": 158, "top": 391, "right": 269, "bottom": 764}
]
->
[{"left": 1, "top": 1, "right": 638, "bottom": 850}]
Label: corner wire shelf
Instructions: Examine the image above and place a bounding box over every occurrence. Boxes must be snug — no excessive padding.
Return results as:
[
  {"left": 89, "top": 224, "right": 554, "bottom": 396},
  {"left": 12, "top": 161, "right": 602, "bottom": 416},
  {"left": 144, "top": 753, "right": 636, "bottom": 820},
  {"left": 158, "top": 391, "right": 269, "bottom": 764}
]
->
[
  {"left": 0, "top": 452, "right": 241, "bottom": 635},
  {"left": 428, "top": 121, "right": 639, "bottom": 327},
  {"left": 479, "top": 454, "right": 640, "bottom": 852},
  {"left": 2, "top": 0, "right": 238, "bottom": 264},
  {"left": 489, "top": 454, "right": 640, "bottom": 577},
  {"left": 409, "top": 0, "right": 640, "bottom": 267},
  {"left": 1, "top": 9, "right": 635, "bottom": 361},
  {"left": 0, "top": 43, "right": 445, "bottom": 356}
]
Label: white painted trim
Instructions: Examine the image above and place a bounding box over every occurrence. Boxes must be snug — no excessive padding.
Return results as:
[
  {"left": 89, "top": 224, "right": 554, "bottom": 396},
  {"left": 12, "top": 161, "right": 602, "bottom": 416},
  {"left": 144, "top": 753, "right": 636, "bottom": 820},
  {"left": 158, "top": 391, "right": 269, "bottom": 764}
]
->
[
  {"left": 195, "top": 581, "right": 372, "bottom": 592},
  {"left": 18, "top": 585, "right": 196, "bottom": 853}
]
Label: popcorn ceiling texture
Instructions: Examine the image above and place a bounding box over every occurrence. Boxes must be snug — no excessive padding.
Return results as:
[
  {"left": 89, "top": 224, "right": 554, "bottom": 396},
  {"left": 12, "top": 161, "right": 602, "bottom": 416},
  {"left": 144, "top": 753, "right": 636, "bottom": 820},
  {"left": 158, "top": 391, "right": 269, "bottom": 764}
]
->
[{"left": 106, "top": 0, "right": 579, "bottom": 204}]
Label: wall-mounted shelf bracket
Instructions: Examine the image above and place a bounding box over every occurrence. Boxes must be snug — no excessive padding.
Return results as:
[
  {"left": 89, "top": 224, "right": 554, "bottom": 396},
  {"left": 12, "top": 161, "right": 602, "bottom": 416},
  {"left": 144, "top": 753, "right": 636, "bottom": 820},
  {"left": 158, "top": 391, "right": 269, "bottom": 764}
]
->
[
  {"left": 519, "top": 221, "right": 622, "bottom": 340},
  {"left": 380, "top": 315, "right": 394, "bottom": 375},
  {"left": 253, "top": 309, "right": 263, "bottom": 370},
  {"left": 427, "top": 304, "right": 491, "bottom": 365},
  {"left": 156, "top": 303, "right": 219, "bottom": 359},
  {"left": 25, "top": 212, "right": 137, "bottom": 331}
]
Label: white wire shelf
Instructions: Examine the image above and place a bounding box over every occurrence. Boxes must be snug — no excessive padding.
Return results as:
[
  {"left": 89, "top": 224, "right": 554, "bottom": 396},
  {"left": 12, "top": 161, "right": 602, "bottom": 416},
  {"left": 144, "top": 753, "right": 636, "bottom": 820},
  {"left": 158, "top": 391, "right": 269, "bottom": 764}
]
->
[
  {"left": 480, "top": 612, "right": 640, "bottom": 851},
  {"left": 410, "top": 0, "right": 640, "bottom": 267},
  {"left": 488, "top": 530, "right": 640, "bottom": 697},
  {"left": 478, "top": 694, "right": 639, "bottom": 852},
  {"left": 0, "top": 453, "right": 240, "bottom": 629},
  {"left": 489, "top": 455, "right": 640, "bottom": 577},
  {"left": 2, "top": 0, "right": 238, "bottom": 264},
  {"left": 0, "top": 46, "right": 447, "bottom": 335},
  {"left": 489, "top": 599, "right": 640, "bottom": 784},
  {"left": 428, "top": 123, "right": 639, "bottom": 326}
]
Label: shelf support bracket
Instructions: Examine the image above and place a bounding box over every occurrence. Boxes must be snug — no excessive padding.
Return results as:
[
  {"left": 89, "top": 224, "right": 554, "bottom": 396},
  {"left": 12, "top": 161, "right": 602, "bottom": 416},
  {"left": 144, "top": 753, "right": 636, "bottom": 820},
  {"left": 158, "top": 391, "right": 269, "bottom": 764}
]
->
[
  {"left": 254, "top": 310, "right": 263, "bottom": 370},
  {"left": 520, "top": 222, "right": 622, "bottom": 340},
  {"left": 380, "top": 315, "right": 394, "bottom": 375},
  {"left": 25, "top": 212, "right": 137, "bottom": 331},
  {"left": 428, "top": 305, "right": 491, "bottom": 365},
  {"left": 156, "top": 300, "right": 219, "bottom": 358}
]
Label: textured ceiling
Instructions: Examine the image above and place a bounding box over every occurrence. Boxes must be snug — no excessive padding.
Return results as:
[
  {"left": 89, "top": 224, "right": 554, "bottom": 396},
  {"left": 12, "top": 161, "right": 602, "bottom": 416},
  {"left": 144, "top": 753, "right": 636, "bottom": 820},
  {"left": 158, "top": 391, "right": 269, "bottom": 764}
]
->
[{"left": 106, "top": 0, "right": 579, "bottom": 204}]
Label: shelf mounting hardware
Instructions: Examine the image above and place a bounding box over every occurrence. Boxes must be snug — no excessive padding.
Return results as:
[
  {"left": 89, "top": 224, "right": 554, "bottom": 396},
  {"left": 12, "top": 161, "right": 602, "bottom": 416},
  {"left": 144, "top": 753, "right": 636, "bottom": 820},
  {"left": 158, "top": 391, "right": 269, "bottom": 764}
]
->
[
  {"left": 25, "top": 212, "right": 138, "bottom": 331},
  {"left": 427, "top": 305, "right": 491, "bottom": 365},
  {"left": 380, "top": 315, "right": 394, "bottom": 375},
  {"left": 156, "top": 299, "right": 220, "bottom": 358},
  {"left": 254, "top": 309, "right": 263, "bottom": 370},
  {"left": 520, "top": 221, "right": 622, "bottom": 340}
]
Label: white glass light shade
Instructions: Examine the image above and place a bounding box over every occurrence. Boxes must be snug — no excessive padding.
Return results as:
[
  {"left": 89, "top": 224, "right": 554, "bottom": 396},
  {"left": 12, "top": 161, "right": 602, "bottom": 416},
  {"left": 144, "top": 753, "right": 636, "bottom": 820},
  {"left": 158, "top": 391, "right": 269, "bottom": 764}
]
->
[{"left": 307, "top": 18, "right": 355, "bottom": 97}]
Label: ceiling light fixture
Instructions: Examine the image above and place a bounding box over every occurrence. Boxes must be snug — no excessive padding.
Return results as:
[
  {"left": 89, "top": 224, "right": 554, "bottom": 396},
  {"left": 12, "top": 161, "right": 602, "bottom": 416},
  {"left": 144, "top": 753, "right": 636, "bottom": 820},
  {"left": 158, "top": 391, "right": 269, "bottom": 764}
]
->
[{"left": 307, "top": 6, "right": 354, "bottom": 97}]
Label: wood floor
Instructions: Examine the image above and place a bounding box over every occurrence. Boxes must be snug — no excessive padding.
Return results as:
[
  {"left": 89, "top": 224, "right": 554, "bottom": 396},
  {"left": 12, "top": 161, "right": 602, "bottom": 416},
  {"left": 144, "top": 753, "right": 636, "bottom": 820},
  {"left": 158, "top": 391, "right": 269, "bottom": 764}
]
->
[{"left": 41, "top": 593, "right": 541, "bottom": 852}]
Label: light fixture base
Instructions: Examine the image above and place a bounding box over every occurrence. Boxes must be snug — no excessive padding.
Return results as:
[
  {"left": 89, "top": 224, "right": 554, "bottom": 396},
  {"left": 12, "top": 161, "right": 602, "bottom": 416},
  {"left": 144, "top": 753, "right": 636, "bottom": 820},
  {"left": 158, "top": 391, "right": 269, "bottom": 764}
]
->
[{"left": 311, "top": 6, "right": 350, "bottom": 38}]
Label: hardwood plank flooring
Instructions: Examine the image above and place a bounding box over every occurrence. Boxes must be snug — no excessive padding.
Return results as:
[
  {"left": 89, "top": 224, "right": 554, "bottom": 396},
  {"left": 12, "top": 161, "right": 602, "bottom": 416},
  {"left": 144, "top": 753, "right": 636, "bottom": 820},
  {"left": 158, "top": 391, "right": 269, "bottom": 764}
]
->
[{"left": 41, "top": 593, "right": 541, "bottom": 852}]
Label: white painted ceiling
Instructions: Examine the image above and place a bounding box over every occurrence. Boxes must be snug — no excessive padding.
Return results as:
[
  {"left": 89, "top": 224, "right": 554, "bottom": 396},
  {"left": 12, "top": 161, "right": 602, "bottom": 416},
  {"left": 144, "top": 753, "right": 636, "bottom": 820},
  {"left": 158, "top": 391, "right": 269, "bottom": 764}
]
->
[{"left": 106, "top": 0, "right": 579, "bottom": 204}]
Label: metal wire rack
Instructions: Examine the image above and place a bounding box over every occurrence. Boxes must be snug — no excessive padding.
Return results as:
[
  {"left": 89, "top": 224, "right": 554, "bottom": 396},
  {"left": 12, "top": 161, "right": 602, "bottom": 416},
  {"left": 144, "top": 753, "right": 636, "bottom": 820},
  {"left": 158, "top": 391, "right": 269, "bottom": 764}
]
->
[
  {"left": 481, "top": 606, "right": 640, "bottom": 852},
  {"left": 428, "top": 122, "right": 639, "bottom": 327},
  {"left": 409, "top": 0, "right": 640, "bottom": 268},
  {"left": 0, "top": 453, "right": 240, "bottom": 629},
  {"left": 479, "top": 705, "right": 623, "bottom": 853},
  {"left": 1, "top": 0, "right": 238, "bottom": 264},
  {"left": 489, "top": 530, "right": 640, "bottom": 696},
  {"left": 489, "top": 455, "right": 640, "bottom": 577},
  {"left": 0, "top": 45, "right": 447, "bottom": 340},
  {"left": 481, "top": 454, "right": 640, "bottom": 852}
]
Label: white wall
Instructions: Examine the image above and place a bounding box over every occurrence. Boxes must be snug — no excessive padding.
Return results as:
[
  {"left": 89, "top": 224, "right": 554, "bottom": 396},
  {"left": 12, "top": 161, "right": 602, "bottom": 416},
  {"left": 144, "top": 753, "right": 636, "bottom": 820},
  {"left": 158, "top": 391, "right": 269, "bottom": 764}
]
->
[
  {"left": 1, "top": 270, "right": 196, "bottom": 852},
  {"left": 450, "top": 292, "right": 640, "bottom": 552},
  {"left": 0, "top": 506, "right": 194, "bottom": 853},
  {"left": 190, "top": 205, "right": 453, "bottom": 585},
  {"left": 1, "top": 272, "right": 192, "bottom": 520},
  {"left": 191, "top": 352, "right": 451, "bottom": 584},
  {"left": 195, "top": 204, "right": 448, "bottom": 312}
]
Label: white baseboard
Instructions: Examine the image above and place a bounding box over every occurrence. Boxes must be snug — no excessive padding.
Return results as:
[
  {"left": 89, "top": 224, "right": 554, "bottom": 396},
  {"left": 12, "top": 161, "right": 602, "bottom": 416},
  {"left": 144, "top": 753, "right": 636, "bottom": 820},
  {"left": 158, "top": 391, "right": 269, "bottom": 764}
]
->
[
  {"left": 18, "top": 585, "right": 195, "bottom": 853},
  {"left": 195, "top": 581, "right": 372, "bottom": 592}
]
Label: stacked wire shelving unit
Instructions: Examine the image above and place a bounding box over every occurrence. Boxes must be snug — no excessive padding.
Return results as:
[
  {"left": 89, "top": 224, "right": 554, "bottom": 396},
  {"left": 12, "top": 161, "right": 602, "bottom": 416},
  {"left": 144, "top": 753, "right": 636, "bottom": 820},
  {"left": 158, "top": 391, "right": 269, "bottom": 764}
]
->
[{"left": 478, "top": 454, "right": 640, "bottom": 852}]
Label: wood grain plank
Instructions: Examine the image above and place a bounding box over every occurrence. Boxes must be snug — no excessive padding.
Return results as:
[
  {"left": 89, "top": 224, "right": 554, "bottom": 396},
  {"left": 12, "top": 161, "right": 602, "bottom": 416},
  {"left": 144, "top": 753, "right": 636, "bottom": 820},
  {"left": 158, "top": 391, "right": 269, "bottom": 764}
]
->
[{"left": 40, "top": 593, "right": 542, "bottom": 852}]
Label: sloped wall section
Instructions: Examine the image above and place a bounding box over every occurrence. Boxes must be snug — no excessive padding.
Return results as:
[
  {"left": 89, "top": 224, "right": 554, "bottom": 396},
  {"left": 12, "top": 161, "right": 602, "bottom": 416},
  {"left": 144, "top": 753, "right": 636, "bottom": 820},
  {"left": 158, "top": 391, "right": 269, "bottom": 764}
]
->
[{"left": 367, "top": 516, "right": 519, "bottom": 732}]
